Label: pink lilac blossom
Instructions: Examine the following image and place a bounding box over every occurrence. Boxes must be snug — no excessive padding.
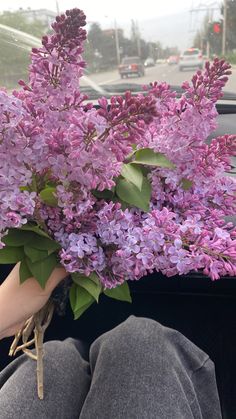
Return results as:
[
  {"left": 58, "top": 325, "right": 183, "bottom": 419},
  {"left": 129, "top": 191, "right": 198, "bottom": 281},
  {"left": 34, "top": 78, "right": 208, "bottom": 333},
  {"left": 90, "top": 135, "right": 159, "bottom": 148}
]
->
[{"left": 0, "top": 8, "right": 235, "bottom": 285}]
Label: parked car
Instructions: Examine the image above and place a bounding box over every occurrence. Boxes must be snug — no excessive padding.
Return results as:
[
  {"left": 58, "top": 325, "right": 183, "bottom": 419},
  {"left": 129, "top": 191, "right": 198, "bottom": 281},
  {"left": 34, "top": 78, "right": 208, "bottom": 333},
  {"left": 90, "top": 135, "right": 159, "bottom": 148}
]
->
[
  {"left": 156, "top": 58, "right": 166, "bottom": 64},
  {"left": 118, "top": 56, "right": 145, "bottom": 78},
  {"left": 167, "top": 55, "right": 179, "bottom": 65},
  {"left": 178, "top": 48, "right": 204, "bottom": 71},
  {"left": 144, "top": 57, "right": 155, "bottom": 67}
]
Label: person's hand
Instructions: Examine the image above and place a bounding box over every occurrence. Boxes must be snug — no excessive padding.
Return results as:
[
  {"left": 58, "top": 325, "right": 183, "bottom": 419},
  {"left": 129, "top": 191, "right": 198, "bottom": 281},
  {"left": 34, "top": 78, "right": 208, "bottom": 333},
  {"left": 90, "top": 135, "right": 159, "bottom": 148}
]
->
[
  {"left": 0, "top": 320, "right": 28, "bottom": 340},
  {"left": 0, "top": 262, "right": 68, "bottom": 340}
]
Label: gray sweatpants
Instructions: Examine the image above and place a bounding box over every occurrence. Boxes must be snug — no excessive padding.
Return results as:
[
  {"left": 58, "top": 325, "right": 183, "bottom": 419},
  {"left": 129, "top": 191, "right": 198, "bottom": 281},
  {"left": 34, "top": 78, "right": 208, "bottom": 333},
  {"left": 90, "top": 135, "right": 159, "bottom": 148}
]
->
[{"left": 0, "top": 316, "right": 222, "bottom": 418}]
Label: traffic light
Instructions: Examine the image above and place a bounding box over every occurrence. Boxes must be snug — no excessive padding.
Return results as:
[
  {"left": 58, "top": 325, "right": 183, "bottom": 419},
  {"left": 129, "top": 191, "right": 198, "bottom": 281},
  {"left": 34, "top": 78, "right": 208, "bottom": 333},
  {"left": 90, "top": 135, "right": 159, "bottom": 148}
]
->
[{"left": 213, "top": 22, "right": 221, "bottom": 34}]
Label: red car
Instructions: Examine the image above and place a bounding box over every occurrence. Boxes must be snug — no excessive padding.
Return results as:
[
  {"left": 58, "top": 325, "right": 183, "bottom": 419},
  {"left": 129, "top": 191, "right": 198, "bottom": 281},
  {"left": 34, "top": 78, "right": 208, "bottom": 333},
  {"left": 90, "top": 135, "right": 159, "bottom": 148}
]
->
[
  {"left": 119, "top": 56, "right": 145, "bottom": 78},
  {"left": 167, "top": 55, "right": 179, "bottom": 65}
]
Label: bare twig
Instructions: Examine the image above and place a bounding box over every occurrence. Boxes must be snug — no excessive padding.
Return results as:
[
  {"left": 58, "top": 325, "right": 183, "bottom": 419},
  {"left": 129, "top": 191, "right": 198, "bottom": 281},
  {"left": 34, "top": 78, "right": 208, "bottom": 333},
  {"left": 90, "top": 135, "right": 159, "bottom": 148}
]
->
[
  {"left": 9, "top": 322, "right": 28, "bottom": 356},
  {"left": 14, "top": 338, "right": 35, "bottom": 354},
  {"left": 22, "top": 348, "right": 38, "bottom": 361},
  {"left": 34, "top": 301, "right": 54, "bottom": 400},
  {"left": 22, "top": 316, "right": 35, "bottom": 344},
  {"left": 8, "top": 300, "right": 55, "bottom": 400}
]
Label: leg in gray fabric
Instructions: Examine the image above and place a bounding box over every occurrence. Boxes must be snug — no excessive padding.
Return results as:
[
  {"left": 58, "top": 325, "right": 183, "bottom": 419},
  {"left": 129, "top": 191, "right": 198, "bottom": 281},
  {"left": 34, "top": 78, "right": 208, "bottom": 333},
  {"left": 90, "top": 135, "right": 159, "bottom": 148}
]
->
[
  {"left": 0, "top": 338, "right": 90, "bottom": 419},
  {"left": 80, "top": 316, "right": 222, "bottom": 419}
]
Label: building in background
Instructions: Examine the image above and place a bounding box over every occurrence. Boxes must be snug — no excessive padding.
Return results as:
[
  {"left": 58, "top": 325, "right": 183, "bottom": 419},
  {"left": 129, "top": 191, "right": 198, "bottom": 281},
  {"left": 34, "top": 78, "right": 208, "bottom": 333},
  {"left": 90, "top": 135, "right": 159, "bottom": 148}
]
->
[{"left": 17, "top": 8, "right": 56, "bottom": 27}]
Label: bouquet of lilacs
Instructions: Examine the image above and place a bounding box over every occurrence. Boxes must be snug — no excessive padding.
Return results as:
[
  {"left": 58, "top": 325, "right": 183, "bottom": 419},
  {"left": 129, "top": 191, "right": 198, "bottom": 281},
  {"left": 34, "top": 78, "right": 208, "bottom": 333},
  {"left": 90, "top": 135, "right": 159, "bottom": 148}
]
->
[{"left": 0, "top": 8, "right": 236, "bottom": 398}]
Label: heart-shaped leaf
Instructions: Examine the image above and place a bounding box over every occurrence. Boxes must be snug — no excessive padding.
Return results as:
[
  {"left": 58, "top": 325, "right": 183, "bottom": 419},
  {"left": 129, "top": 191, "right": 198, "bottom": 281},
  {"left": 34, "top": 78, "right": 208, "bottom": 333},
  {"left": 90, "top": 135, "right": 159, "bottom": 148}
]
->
[
  {"left": 19, "top": 223, "right": 50, "bottom": 238},
  {"left": 181, "top": 178, "right": 193, "bottom": 190},
  {"left": 25, "top": 253, "right": 58, "bottom": 288},
  {"left": 39, "top": 187, "right": 57, "bottom": 207},
  {"left": 133, "top": 148, "right": 175, "bottom": 168},
  {"left": 116, "top": 177, "right": 151, "bottom": 211},
  {"left": 104, "top": 281, "right": 132, "bottom": 303},
  {"left": 19, "top": 259, "right": 33, "bottom": 283},
  {"left": 121, "top": 163, "right": 143, "bottom": 190},
  {"left": 0, "top": 246, "right": 25, "bottom": 264},
  {"left": 69, "top": 283, "right": 95, "bottom": 319},
  {"left": 2, "top": 229, "right": 34, "bottom": 247},
  {"left": 27, "top": 236, "right": 61, "bottom": 253},
  {"left": 24, "top": 245, "right": 49, "bottom": 263},
  {"left": 71, "top": 272, "right": 102, "bottom": 302}
]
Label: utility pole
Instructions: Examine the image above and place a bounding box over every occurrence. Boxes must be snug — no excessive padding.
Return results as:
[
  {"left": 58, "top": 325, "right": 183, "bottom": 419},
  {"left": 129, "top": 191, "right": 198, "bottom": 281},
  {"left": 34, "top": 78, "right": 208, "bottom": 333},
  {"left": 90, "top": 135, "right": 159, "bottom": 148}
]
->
[
  {"left": 149, "top": 42, "right": 153, "bottom": 58},
  {"left": 114, "top": 20, "right": 121, "bottom": 65},
  {"left": 207, "top": 8, "right": 214, "bottom": 59},
  {"left": 136, "top": 21, "right": 141, "bottom": 57},
  {"left": 55, "top": 0, "right": 60, "bottom": 15},
  {"left": 189, "top": 2, "right": 219, "bottom": 58},
  {"left": 131, "top": 19, "right": 141, "bottom": 57},
  {"left": 222, "top": 0, "right": 227, "bottom": 56}
]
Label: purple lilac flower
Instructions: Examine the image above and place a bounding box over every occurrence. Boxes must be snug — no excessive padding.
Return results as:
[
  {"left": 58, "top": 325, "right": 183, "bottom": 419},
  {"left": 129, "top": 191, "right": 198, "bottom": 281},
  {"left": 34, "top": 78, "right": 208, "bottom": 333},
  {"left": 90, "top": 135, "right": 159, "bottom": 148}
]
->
[{"left": 0, "top": 9, "right": 235, "bottom": 284}]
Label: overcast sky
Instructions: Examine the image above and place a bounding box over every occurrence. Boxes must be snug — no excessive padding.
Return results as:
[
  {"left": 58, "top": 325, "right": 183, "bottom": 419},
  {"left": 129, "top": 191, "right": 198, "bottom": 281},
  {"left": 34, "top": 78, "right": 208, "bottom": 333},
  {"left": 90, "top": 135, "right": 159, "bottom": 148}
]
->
[{"left": 0, "top": 0, "right": 214, "bottom": 22}]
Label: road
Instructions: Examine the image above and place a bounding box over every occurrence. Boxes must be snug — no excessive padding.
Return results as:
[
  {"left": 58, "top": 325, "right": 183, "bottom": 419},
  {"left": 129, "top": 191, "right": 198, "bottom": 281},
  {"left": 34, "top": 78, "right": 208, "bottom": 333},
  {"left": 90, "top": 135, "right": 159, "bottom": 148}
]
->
[{"left": 81, "top": 63, "right": 236, "bottom": 95}]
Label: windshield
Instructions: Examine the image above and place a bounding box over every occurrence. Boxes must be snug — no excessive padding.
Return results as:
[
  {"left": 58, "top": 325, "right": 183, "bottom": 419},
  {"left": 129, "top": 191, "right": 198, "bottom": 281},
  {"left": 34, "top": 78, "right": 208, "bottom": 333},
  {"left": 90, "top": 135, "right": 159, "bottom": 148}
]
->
[
  {"left": 0, "top": 1, "right": 236, "bottom": 96},
  {"left": 183, "top": 49, "right": 200, "bottom": 55},
  {"left": 122, "top": 57, "right": 141, "bottom": 64}
]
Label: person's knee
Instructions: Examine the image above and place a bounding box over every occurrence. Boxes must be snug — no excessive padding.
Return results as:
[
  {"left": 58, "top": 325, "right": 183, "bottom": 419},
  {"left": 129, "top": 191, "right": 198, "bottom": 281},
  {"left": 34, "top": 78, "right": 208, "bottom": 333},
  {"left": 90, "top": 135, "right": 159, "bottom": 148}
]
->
[
  {"left": 102, "top": 315, "right": 166, "bottom": 352},
  {"left": 42, "top": 338, "right": 90, "bottom": 390},
  {"left": 43, "top": 338, "right": 82, "bottom": 370},
  {"left": 44, "top": 338, "right": 74, "bottom": 358},
  {"left": 118, "top": 315, "right": 163, "bottom": 336}
]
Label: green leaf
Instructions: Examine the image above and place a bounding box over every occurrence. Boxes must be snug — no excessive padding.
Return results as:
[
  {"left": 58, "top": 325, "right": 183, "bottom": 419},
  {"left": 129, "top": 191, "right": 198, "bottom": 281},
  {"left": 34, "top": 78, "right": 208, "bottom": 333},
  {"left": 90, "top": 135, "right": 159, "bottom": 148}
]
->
[
  {"left": 25, "top": 253, "right": 58, "bottom": 288},
  {"left": 181, "top": 178, "right": 193, "bottom": 190},
  {"left": 104, "top": 281, "right": 132, "bottom": 303},
  {"left": 27, "top": 236, "right": 61, "bottom": 254},
  {"left": 89, "top": 272, "right": 101, "bottom": 284},
  {"left": 73, "top": 301, "right": 95, "bottom": 320},
  {"left": 92, "top": 189, "right": 114, "bottom": 200},
  {"left": 39, "top": 187, "right": 57, "bottom": 207},
  {"left": 133, "top": 148, "right": 175, "bottom": 168},
  {"left": 126, "top": 145, "right": 137, "bottom": 160},
  {"left": 121, "top": 163, "right": 143, "bottom": 190},
  {"left": 19, "top": 223, "right": 50, "bottom": 238},
  {"left": 69, "top": 283, "right": 95, "bottom": 319},
  {"left": 116, "top": 177, "right": 151, "bottom": 211},
  {"left": 19, "top": 185, "right": 30, "bottom": 191},
  {"left": 2, "top": 229, "right": 34, "bottom": 247},
  {"left": 71, "top": 272, "right": 102, "bottom": 302},
  {"left": 0, "top": 246, "right": 25, "bottom": 264},
  {"left": 19, "top": 259, "right": 33, "bottom": 283},
  {"left": 24, "top": 245, "right": 49, "bottom": 263}
]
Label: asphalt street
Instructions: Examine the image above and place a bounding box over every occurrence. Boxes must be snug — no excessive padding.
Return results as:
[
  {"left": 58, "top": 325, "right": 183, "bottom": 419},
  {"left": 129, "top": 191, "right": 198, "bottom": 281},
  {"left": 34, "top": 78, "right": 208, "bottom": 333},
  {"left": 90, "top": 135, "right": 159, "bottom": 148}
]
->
[{"left": 81, "top": 62, "right": 236, "bottom": 95}]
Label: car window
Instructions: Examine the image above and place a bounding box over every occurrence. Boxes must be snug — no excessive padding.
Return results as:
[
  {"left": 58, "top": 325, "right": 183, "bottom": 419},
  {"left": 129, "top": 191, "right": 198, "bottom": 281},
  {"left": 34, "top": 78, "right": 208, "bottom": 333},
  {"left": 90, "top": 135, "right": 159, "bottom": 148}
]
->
[
  {"left": 0, "top": 1, "right": 236, "bottom": 96},
  {"left": 183, "top": 49, "right": 200, "bottom": 56},
  {"left": 122, "top": 57, "right": 141, "bottom": 64}
]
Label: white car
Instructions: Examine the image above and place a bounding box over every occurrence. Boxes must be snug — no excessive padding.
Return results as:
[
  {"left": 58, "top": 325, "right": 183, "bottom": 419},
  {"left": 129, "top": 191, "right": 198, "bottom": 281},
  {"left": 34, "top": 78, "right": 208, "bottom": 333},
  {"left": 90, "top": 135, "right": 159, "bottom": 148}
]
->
[
  {"left": 144, "top": 57, "right": 155, "bottom": 67},
  {"left": 178, "top": 48, "right": 204, "bottom": 71}
]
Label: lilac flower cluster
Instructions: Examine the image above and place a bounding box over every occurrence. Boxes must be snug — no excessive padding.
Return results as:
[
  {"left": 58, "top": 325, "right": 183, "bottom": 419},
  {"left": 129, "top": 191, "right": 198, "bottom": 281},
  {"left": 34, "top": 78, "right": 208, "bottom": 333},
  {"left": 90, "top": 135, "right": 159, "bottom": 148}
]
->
[
  {"left": 0, "top": 8, "right": 235, "bottom": 285},
  {"left": 95, "top": 203, "right": 236, "bottom": 286}
]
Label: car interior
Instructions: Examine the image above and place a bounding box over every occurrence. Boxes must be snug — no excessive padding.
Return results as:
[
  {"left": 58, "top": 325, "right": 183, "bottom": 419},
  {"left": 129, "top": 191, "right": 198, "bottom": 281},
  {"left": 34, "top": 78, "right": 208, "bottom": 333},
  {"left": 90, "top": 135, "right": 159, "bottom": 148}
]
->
[{"left": 0, "top": 3, "right": 236, "bottom": 419}]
